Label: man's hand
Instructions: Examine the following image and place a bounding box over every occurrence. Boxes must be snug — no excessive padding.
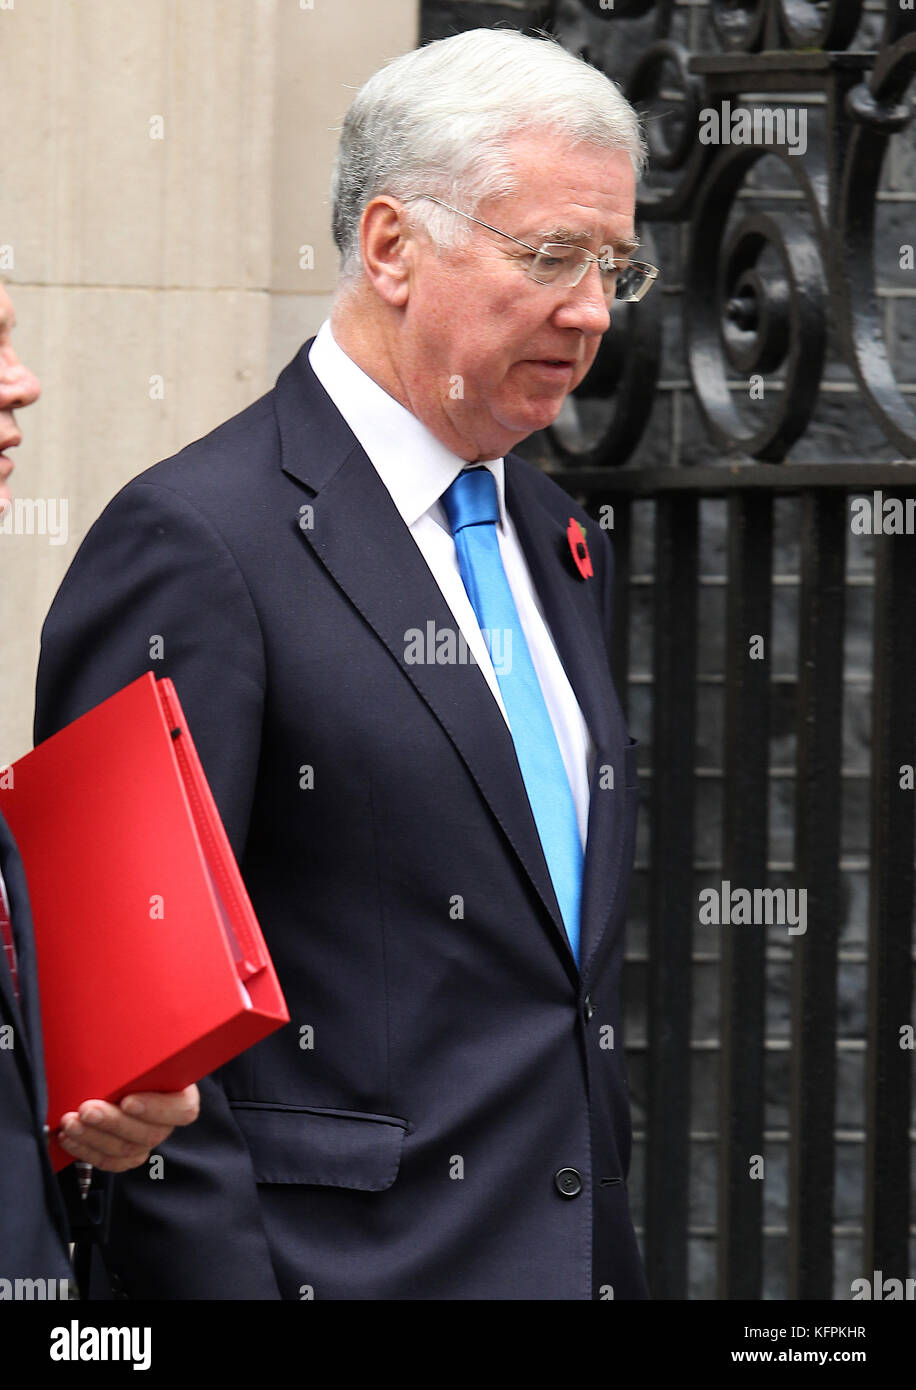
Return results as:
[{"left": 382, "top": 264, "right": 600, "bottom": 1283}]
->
[{"left": 55, "top": 1084, "right": 201, "bottom": 1172}]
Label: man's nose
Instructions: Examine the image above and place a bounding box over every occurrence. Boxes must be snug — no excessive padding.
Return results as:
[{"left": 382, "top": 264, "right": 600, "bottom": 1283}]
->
[
  {"left": 0, "top": 358, "right": 42, "bottom": 409},
  {"left": 553, "top": 260, "right": 611, "bottom": 336}
]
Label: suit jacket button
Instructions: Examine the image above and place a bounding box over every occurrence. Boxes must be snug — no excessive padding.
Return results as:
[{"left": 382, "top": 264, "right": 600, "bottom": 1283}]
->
[
  {"left": 583, "top": 995, "right": 594, "bottom": 1022},
  {"left": 555, "top": 1167, "right": 583, "bottom": 1199},
  {"left": 43, "top": 1124, "right": 51, "bottom": 1139}
]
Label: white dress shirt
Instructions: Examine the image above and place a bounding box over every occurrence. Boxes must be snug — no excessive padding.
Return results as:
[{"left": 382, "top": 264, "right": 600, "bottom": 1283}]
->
[{"left": 308, "top": 320, "right": 595, "bottom": 849}]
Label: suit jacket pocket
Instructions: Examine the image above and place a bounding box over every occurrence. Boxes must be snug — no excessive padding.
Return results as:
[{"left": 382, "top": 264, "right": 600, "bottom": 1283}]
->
[{"left": 230, "top": 1102, "right": 408, "bottom": 1191}]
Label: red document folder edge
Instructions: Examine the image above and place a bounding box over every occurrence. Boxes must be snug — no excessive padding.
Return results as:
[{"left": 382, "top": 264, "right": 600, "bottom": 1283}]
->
[{"left": 0, "top": 673, "right": 289, "bottom": 1169}]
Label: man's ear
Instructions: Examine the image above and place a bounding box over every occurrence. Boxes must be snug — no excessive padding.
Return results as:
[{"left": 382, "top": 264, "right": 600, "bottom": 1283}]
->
[{"left": 359, "top": 197, "right": 414, "bottom": 307}]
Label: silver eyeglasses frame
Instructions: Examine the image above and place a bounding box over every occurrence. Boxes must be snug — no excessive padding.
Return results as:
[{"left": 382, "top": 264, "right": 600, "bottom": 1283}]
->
[{"left": 405, "top": 193, "right": 659, "bottom": 303}]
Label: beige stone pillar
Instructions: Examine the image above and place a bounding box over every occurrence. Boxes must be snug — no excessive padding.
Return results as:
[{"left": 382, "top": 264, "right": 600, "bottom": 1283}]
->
[{"left": 0, "top": 0, "right": 419, "bottom": 764}]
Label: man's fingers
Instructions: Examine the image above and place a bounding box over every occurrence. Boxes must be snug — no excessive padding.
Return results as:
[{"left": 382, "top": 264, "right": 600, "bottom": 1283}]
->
[
  {"left": 58, "top": 1131, "right": 151, "bottom": 1173},
  {"left": 119, "top": 1083, "right": 200, "bottom": 1129},
  {"left": 57, "top": 1119, "right": 153, "bottom": 1170},
  {"left": 117, "top": 1084, "right": 200, "bottom": 1128},
  {"left": 53, "top": 1085, "right": 200, "bottom": 1171},
  {"left": 59, "top": 1101, "right": 171, "bottom": 1155}
]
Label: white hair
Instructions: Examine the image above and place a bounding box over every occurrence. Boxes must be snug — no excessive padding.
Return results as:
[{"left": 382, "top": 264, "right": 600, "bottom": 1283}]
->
[{"left": 330, "top": 27, "right": 646, "bottom": 287}]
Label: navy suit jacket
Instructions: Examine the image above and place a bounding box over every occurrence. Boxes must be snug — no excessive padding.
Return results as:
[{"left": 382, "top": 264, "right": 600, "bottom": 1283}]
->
[
  {"left": 0, "top": 811, "right": 74, "bottom": 1283},
  {"left": 34, "top": 340, "right": 647, "bottom": 1300}
]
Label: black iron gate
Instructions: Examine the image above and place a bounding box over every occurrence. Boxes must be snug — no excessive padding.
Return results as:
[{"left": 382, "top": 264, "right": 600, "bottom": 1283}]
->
[{"left": 421, "top": 0, "right": 916, "bottom": 1299}]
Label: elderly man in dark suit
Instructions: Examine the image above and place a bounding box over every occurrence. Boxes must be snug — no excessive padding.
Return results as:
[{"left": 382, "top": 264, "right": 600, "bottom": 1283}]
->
[
  {"left": 34, "top": 29, "right": 657, "bottom": 1299},
  {"left": 0, "top": 284, "right": 199, "bottom": 1291}
]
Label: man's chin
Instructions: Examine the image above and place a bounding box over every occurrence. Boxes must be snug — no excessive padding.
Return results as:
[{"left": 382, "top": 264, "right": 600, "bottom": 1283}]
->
[
  {"left": 508, "top": 395, "right": 569, "bottom": 438},
  {"left": 479, "top": 391, "right": 571, "bottom": 455}
]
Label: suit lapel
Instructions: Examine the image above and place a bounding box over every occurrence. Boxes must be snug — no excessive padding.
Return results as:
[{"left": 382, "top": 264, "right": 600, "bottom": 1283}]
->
[
  {"left": 505, "top": 462, "right": 632, "bottom": 974},
  {"left": 0, "top": 925, "right": 24, "bottom": 1034},
  {"left": 275, "top": 346, "right": 575, "bottom": 977},
  {"left": 0, "top": 819, "right": 50, "bottom": 1121},
  {"left": 504, "top": 460, "right": 615, "bottom": 753},
  {"left": 274, "top": 343, "right": 626, "bottom": 981}
]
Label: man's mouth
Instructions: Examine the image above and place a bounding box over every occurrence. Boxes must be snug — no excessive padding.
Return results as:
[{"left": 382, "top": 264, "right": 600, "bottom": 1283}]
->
[
  {"left": 0, "top": 430, "right": 21, "bottom": 465},
  {"left": 0, "top": 441, "right": 17, "bottom": 508}
]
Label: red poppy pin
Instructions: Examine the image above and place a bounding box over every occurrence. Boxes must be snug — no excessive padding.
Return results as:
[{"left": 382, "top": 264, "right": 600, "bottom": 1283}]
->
[{"left": 567, "top": 517, "right": 593, "bottom": 580}]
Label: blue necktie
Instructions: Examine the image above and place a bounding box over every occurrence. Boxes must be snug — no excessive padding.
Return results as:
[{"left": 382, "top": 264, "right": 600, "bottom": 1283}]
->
[{"left": 442, "top": 468, "right": 583, "bottom": 964}]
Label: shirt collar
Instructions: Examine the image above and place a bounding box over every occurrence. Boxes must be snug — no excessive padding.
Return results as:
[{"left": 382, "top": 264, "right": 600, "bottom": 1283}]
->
[{"left": 308, "top": 319, "right": 507, "bottom": 531}]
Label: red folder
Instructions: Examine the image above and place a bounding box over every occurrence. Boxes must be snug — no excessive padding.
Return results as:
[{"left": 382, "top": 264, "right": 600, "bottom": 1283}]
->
[{"left": 0, "top": 673, "right": 288, "bottom": 1169}]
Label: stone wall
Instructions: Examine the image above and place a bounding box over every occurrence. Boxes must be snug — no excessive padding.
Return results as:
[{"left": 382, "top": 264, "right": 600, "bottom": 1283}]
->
[{"left": 1, "top": 0, "right": 419, "bottom": 762}]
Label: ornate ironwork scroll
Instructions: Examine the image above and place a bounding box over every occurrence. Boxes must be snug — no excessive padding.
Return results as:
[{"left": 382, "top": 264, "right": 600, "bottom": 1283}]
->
[
  {"left": 542, "top": 0, "right": 916, "bottom": 466},
  {"left": 419, "top": 0, "right": 916, "bottom": 1307}
]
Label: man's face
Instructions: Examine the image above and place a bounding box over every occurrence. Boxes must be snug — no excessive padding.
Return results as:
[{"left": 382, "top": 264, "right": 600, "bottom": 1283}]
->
[
  {"left": 398, "top": 132, "right": 637, "bottom": 461},
  {"left": 0, "top": 284, "right": 41, "bottom": 510}
]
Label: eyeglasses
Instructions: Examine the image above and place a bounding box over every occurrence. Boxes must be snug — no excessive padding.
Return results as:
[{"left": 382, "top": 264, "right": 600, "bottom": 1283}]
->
[{"left": 407, "top": 194, "right": 658, "bottom": 304}]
